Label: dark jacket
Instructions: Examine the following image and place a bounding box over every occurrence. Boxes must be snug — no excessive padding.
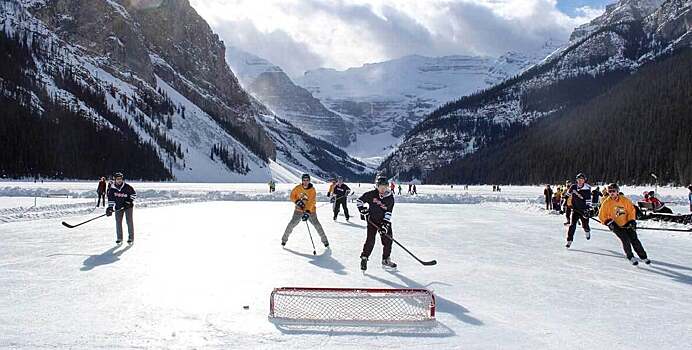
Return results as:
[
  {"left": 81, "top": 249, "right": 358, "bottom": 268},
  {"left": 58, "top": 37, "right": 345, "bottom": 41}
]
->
[
  {"left": 331, "top": 183, "right": 351, "bottom": 201},
  {"left": 97, "top": 180, "right": 107, "bottom": 194},
  {"left": 567, "top": 183, "right": 592, "bottom": 210},
  {"left": 544, "top": 187, "right": 553, "bottom": 200},
  {"left": 357, "top": 189, "right": 394, "bottom": 224},
  {"left": 591, "top": 189, "right": 602, "bottom": 204},
  {"left": 107, "top": 182, "right": 137, "bottom": 210}
]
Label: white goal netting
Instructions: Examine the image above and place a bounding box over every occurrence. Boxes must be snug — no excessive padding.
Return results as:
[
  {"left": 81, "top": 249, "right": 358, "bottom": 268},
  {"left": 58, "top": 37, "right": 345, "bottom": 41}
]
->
[{"left": 269, "top": 287, "right": 436, "bottom": 324}]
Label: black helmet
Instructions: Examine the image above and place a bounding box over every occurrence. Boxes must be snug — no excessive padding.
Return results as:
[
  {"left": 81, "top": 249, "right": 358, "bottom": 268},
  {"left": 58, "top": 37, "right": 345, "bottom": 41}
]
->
[
  {"left": 114, "top": 172, "right": 124, "bottom": 179},
  {"left": 576, "top": 173, "right": 586, "bottom": 180},
  {"left": 376, "top": 176, "right": 388, "bottom": 187},
  {"left": 607, "top": 183, "right": 619, "bottom": 192},
  {"left": 301, "top": 173, "right": 310, "bottom": 181}
]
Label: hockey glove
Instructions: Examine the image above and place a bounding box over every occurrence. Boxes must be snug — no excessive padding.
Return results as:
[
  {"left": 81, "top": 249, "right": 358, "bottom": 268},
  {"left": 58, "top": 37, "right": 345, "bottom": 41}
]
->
[
  {"left": 295, "top": 199, "right": 305, "bottom": 209},
  {"left": 358, "top": 206, "right": 369, "bottom": 215},
  {"left": 301, "top": 212, "right": 310, "bottom": 222},
  {"left": 625, "top": 220, "right": 637, "bottom": 230},
  {"left": 330, "top": 196, "right": 336, "bottom": 203},
  {"left": 378, "top": 221, "right": 391, "bottom": 235},
  {"left": 106, "top": 207, "right": 114, "bottom": 217},
  {"left": 605, "top": 220, "right": 617, "bottom": 231},
  {"left": 124, "top": 200, "right": 134, "bottom": 209}
]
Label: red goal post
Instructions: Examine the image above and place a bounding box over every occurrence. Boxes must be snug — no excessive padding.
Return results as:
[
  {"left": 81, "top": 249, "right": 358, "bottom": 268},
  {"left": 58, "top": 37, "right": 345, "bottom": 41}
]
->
[{"left": 269, "top": 287, "right": 436, "bottom": 324}]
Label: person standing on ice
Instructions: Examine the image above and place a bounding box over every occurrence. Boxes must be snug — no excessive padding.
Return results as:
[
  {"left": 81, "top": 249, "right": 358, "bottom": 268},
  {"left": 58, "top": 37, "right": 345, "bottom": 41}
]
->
[
  {"left": 562, "top": 181, "right": 573, "bottom": 225},
  {"left": 599, "top": 183, "right": 651, "bottom": 265},
  {"left": 565, "top": 173, "right": 592, "bottom": 248},
  {"left": 329, "top": 176, "right": 351, "bottom": 221},
  {"left": 281, "top": 174, "right": 329, "bottom": 248},
  {"left": 357, "top": 176, "right": 396, "bottom": 271},
  {"left": 96, "top": 177, "right": 107, "bottom": 207},
  {"left": 591, "top": 186, "right": 602, "bottom": 205},
  {"left": 544, "top": 184, "right": 553, "bottom": 210},
  {"left": 106, "top": 172, "right": 136, "bottom": 245},
  {"left": 688, "top": 185, "right": 692, "bottom": 212}
]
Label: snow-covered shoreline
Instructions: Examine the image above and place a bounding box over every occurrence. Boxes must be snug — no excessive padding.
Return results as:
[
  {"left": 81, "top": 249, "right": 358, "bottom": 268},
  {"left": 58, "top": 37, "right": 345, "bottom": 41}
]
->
[{"left": 2, "top": 183, "right": 689, "bottom": 225}]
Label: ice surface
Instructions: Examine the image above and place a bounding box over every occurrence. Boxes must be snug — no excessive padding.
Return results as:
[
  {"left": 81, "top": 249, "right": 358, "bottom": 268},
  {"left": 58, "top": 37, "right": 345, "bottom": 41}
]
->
[{"left": 1, "top": 183, "right": 691, "bottom": 348}]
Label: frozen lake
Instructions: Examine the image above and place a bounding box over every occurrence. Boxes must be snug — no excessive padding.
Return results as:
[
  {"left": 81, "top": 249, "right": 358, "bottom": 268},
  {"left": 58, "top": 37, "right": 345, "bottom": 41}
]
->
[{"left": 1, "top": 183, "right": 691, "bottom": 349}]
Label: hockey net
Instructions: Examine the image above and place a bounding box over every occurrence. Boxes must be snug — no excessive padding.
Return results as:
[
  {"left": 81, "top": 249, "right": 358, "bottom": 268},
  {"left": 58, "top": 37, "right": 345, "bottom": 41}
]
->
[{"left": 269, "top": 287, "right": 436, "bottom": 324}]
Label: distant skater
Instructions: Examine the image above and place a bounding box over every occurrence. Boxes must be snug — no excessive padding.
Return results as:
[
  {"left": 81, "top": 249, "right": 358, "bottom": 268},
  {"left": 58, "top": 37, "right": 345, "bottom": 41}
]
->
[{"left": 96, "top": 177, "right": 107, "bottom": 207}]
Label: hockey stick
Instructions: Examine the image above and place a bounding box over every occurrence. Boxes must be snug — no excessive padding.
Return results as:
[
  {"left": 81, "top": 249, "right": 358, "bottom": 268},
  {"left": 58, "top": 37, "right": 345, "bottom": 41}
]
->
[
  {"left": 62, "top": 207, "right": 127, "bottom": 229},
  {"left": 318, "top": 192, "right": 352, "bottom": 208},
  {"left": 572, "top": 208, "right": 691, "bottom": 232},
  {"left": 304, "top": 220, "right": 317, "bottom": 255},
  {"left": 367, "top": 219, "right": 437, "bottom": 266},
  {"left": 631, "top": 226, "right": 692, "bottom": 232}
]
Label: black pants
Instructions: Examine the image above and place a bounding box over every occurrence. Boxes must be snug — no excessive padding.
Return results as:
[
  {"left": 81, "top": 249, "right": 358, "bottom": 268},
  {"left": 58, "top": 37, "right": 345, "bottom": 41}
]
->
[
  {"left": 97, "top": 192, "right": 106, "bottom": 207},
  {"left": 361, "top": 223, "right": 393, "bottom": 260},
  {"left": 545, "top": 199, "right": 551, "bottom": 210},
  {"left": 115, "top": 207, "right": 134, "bottom": 242},
  {"left": 566, "top": 211, "right": 590, "bottom": 241},
  {"left": 333, "top": 199, "right": 349, "bottom": 220},
  {"left": 565, "top": 206, "right": 572, "bottom": 222},
  {"left": 612, "top": 226, "right": 648, "bottom": 260}
]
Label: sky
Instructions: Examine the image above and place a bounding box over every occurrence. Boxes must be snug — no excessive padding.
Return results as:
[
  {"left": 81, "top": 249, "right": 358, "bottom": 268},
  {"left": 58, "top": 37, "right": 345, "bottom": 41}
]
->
[{"left": 189, "top": 0, "right": 612, "bottom": 78}]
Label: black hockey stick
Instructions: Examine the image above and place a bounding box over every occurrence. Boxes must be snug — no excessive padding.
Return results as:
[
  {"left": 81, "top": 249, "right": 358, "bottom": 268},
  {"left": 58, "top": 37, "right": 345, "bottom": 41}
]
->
[
  {"left": 367, "top": 219, "right": 437, "bottom": 266},
  {"left": 62, "top": 207, "right": 126, "bottom": 228},
  {"left": 319, "top": 192, "right": 353, "bottom": 208},
  {"left": 304, "top": 218, "right": 317, "bottom": 255},
  {"left": 572, "top": 208, "right": 691, "bottom": 232}
]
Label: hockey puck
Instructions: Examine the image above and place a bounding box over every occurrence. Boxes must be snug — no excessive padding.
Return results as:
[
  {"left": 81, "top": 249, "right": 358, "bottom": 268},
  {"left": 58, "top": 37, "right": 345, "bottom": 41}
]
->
[{"left": 243, "top": 305, "right": 249, "bottom": 310}]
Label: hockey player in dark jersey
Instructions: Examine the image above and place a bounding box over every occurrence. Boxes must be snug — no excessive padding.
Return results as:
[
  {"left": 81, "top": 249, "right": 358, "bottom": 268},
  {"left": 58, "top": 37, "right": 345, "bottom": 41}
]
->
[
  {"left": 106, "top": 172, "right": 137, "bottom": 244},
  {"left": 328, "top": 176, "right": 351, "bottom": 221},
  {"left": 357, "top": 176, "right": 396, "bottom": 270},
  {"left": 565, "top": 173, "right": 592, "bottom": 248}
]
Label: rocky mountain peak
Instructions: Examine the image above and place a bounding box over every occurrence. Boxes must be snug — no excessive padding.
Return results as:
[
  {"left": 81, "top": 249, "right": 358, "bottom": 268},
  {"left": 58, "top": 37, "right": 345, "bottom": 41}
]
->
[{"left": 570, "top": 0, "right": 665, "bottom": 41}]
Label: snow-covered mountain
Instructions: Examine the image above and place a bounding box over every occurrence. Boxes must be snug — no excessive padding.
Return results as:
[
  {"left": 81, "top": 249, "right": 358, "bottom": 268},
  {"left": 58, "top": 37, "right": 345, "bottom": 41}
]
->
[
  {"left": 226, "top": 47, "right": 355, "bottom": 147},
  {"left": 293, "top": 40, "right": 563, "bottom": 164},
  {"left": 380, "top": 0, "right": 691, "bottom": 180},
  {"left": 0, "top": 0, "right": 370, "bottom": 182}
]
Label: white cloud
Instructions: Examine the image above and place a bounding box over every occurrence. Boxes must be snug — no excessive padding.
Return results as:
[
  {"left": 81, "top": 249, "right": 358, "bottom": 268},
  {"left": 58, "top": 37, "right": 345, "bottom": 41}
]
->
[{"left": 189, "top": 0, "right": 605, "bottom": 77}]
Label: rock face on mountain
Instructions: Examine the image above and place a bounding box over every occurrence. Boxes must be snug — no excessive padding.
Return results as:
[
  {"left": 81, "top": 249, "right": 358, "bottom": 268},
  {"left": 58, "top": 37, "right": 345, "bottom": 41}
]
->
[
  {"left": 226, "top": 47, "right": 354, "bottom": 147},
  {"left": 293, "top": 41, "right": 562, "bottom": 162},
  {"left": 1, "top": 0, "right": 369, "bottom": 181},
  {"left": 380, "top": 0, "right": 691, "bottom": 180}
]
